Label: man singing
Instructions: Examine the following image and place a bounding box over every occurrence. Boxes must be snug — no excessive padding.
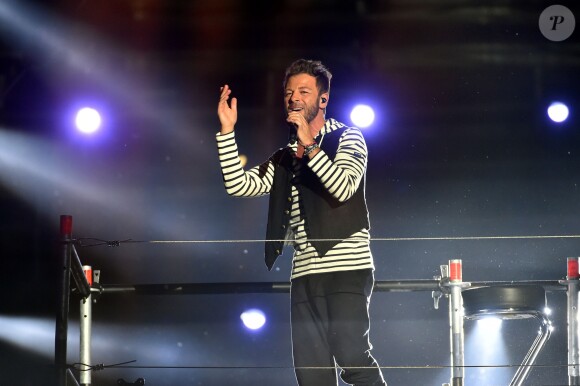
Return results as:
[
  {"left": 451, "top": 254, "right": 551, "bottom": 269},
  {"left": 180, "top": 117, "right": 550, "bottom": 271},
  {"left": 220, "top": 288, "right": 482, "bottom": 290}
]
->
[{"left": 216, "top": 59, "right": 386, "bottom": 386}]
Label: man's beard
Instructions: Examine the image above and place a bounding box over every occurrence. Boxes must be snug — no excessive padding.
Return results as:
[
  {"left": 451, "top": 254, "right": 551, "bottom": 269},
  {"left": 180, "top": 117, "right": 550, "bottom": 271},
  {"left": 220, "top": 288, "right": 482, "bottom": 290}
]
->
[{"left": 303, "top": 100, "right": 320, "bottom": 123}]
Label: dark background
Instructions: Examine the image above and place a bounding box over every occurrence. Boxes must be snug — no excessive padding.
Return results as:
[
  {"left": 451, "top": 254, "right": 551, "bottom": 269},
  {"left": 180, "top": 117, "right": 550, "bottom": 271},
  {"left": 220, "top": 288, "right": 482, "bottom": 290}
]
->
[{"left": 1, "top": 1, "right": 579, "bottom": 385}]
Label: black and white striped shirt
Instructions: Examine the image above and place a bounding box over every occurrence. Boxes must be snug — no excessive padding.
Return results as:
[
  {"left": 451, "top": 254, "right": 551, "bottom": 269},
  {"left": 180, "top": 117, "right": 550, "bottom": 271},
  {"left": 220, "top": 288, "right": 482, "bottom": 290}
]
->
[{"left": 217, "top": 118, "right": 374, "bottom": 279}]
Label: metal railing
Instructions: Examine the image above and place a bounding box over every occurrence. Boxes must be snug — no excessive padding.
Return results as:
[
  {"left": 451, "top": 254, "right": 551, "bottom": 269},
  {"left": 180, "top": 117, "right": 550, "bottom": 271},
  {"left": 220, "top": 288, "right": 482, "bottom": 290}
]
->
[{"left": 55, "top": 215, "right": 580, "bottom": 386}]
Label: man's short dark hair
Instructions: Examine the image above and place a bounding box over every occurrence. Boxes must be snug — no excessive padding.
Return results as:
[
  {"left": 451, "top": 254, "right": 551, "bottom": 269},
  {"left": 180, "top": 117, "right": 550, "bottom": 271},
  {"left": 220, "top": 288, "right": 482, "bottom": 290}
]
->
[{"left": 283, "top": 59, "right": 332, "bottom": 95}]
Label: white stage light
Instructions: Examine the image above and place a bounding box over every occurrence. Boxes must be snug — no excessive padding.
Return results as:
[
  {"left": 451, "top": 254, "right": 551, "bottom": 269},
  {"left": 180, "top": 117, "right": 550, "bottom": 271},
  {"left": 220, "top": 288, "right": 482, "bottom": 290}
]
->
[
  {"left": 75, "top": 107, "right": 101, "bottom": 133},
  {"left": 240, "top": 309, "right": 266, "bottom": 330},
  {"left": 350, "top": 104, "right": 375, "bottom": 128},
  {"left": 476, "top": 317, "right": 502, "bottom": 330},
  {"left": 547, "top": 102, "right": 569, "bottom": 123}
]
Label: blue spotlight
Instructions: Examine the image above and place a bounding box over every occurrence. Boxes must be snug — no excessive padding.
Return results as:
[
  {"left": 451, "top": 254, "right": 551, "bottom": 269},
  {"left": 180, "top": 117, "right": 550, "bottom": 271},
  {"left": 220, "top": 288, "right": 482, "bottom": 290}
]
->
[
  {"left": 75, "top": 107, "right": 102, "bottom": 134},
  {"left": 350, "top": 104, "right": 375, "bottom": 128},
  {"left": 240, "top": 308, "right": 266, "bottom": 331},
  {"left": 547, "top": 101, "right": 569, "bottom": 123}
]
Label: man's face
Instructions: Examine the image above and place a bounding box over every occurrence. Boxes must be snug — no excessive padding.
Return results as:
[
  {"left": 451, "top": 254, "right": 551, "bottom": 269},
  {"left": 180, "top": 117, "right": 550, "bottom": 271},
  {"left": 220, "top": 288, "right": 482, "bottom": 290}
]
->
[{"left": 284, "top": 73, "right": 320, "bottom": 123}]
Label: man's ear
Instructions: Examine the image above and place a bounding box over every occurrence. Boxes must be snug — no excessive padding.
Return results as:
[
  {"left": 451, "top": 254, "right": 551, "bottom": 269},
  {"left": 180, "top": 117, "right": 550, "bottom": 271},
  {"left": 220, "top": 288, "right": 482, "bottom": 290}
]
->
[{"left": 320, "top": 93, "right": 329, "bottom": 107}]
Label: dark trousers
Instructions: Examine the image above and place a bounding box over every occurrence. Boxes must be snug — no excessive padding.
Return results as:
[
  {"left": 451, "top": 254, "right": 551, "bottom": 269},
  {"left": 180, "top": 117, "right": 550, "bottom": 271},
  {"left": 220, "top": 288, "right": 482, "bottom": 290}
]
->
[{"left": 290, "top": 269, "right": 387, "bottom": 386}]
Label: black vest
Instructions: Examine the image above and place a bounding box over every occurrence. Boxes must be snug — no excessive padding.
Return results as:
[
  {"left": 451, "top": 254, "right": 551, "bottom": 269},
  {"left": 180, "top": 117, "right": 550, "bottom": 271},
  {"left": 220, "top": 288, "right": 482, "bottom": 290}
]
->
[{"left": 264, "top": 126, "right": 370, "bottom": 270}]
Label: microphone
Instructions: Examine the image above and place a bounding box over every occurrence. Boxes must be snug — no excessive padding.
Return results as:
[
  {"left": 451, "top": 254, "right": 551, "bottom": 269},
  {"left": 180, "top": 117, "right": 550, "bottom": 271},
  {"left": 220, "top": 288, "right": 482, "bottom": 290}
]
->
[{"left": 288, "top": 122, "right": 298, "bottom": 145}]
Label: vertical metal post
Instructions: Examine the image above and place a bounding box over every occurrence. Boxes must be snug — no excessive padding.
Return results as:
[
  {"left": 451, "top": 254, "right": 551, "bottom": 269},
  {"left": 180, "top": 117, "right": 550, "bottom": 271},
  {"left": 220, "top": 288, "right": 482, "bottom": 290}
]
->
[
  {"left": 448, "top": 259, "right": 464, "bottom": 386},
  {"left": 80, "top": 265, "right": 93, "bottom": 386},
  {"left": 567, "top": 257, "right": 580, "bottom": 385},
  {"left": 56, "top": 215, "right": 73, "bottom": 386}
]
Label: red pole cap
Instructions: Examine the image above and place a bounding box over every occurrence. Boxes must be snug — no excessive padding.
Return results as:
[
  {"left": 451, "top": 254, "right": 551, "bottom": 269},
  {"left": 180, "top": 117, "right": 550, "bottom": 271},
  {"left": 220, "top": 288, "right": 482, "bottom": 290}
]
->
[
  {"left": 82, "top": 265, "right": 93, "bottom": 286},
  {"left": 60, "top": 215, "right": 73, "bottom": 237},
  {"left": 449, "top": 259, "right": 462, "bottom": 282},
  {"left": 568, "top": 257, "right": 579, "bottom": 280}
]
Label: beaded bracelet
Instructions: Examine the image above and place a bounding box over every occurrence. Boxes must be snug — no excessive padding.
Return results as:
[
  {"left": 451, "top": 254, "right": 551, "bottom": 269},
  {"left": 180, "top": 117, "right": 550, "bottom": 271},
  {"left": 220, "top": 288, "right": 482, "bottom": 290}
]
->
[{"left": 304, "top": 142, "right": 319, "bottom": 156}]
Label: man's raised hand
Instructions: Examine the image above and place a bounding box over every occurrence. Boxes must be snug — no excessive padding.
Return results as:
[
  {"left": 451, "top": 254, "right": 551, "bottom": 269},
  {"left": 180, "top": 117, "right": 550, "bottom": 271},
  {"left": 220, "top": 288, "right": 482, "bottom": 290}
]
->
[{"left": 218, "top": 84, "right": 237, "bottom": 134}]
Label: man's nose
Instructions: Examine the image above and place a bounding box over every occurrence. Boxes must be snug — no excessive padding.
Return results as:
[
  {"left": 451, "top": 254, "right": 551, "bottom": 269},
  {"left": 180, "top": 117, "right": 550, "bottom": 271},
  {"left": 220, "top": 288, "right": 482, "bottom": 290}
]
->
[{"left": 289, "top": 91, "right": 300, "bottom": 101}]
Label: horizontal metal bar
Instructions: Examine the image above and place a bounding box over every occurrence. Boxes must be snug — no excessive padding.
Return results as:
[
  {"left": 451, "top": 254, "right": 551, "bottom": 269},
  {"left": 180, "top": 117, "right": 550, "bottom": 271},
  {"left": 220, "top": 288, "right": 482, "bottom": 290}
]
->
[
  {"left": 101, "top": 282, "right": 291, "bottom": 295},
  {"left": 469, "top": 280, "right": 565, "bottom": 291},
  {"left": 99, "top": 279, "right": 566, "bottom": 296},
  {"left": 374, "top": 280, "right": 441, "bottom": 292}
]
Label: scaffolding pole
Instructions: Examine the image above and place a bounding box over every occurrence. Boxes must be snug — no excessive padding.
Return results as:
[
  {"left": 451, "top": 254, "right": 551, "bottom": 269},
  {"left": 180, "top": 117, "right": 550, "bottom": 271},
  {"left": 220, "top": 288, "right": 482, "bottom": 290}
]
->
[
  {"left": 55, "top": 215, "right": 73, "bottom": 386},
  {"left": 567, "top": 257, "right": 580, "bottom": 386}
]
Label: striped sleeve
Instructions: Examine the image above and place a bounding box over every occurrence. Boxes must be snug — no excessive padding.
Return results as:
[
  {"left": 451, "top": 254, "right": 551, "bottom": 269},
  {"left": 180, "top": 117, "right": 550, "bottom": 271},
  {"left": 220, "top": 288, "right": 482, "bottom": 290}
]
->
[
  {"left": 216, "top": 131, "right": 274, "bottom": 197},
  {"left": 307, "top": 127, "right": 367, "bottom": 202}
]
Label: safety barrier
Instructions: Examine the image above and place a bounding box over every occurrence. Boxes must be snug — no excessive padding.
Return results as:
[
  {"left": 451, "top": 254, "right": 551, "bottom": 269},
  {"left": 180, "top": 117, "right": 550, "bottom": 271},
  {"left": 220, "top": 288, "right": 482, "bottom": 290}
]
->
[{"left": 55, "top": 215, "right": 579, "bottom": 386}]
